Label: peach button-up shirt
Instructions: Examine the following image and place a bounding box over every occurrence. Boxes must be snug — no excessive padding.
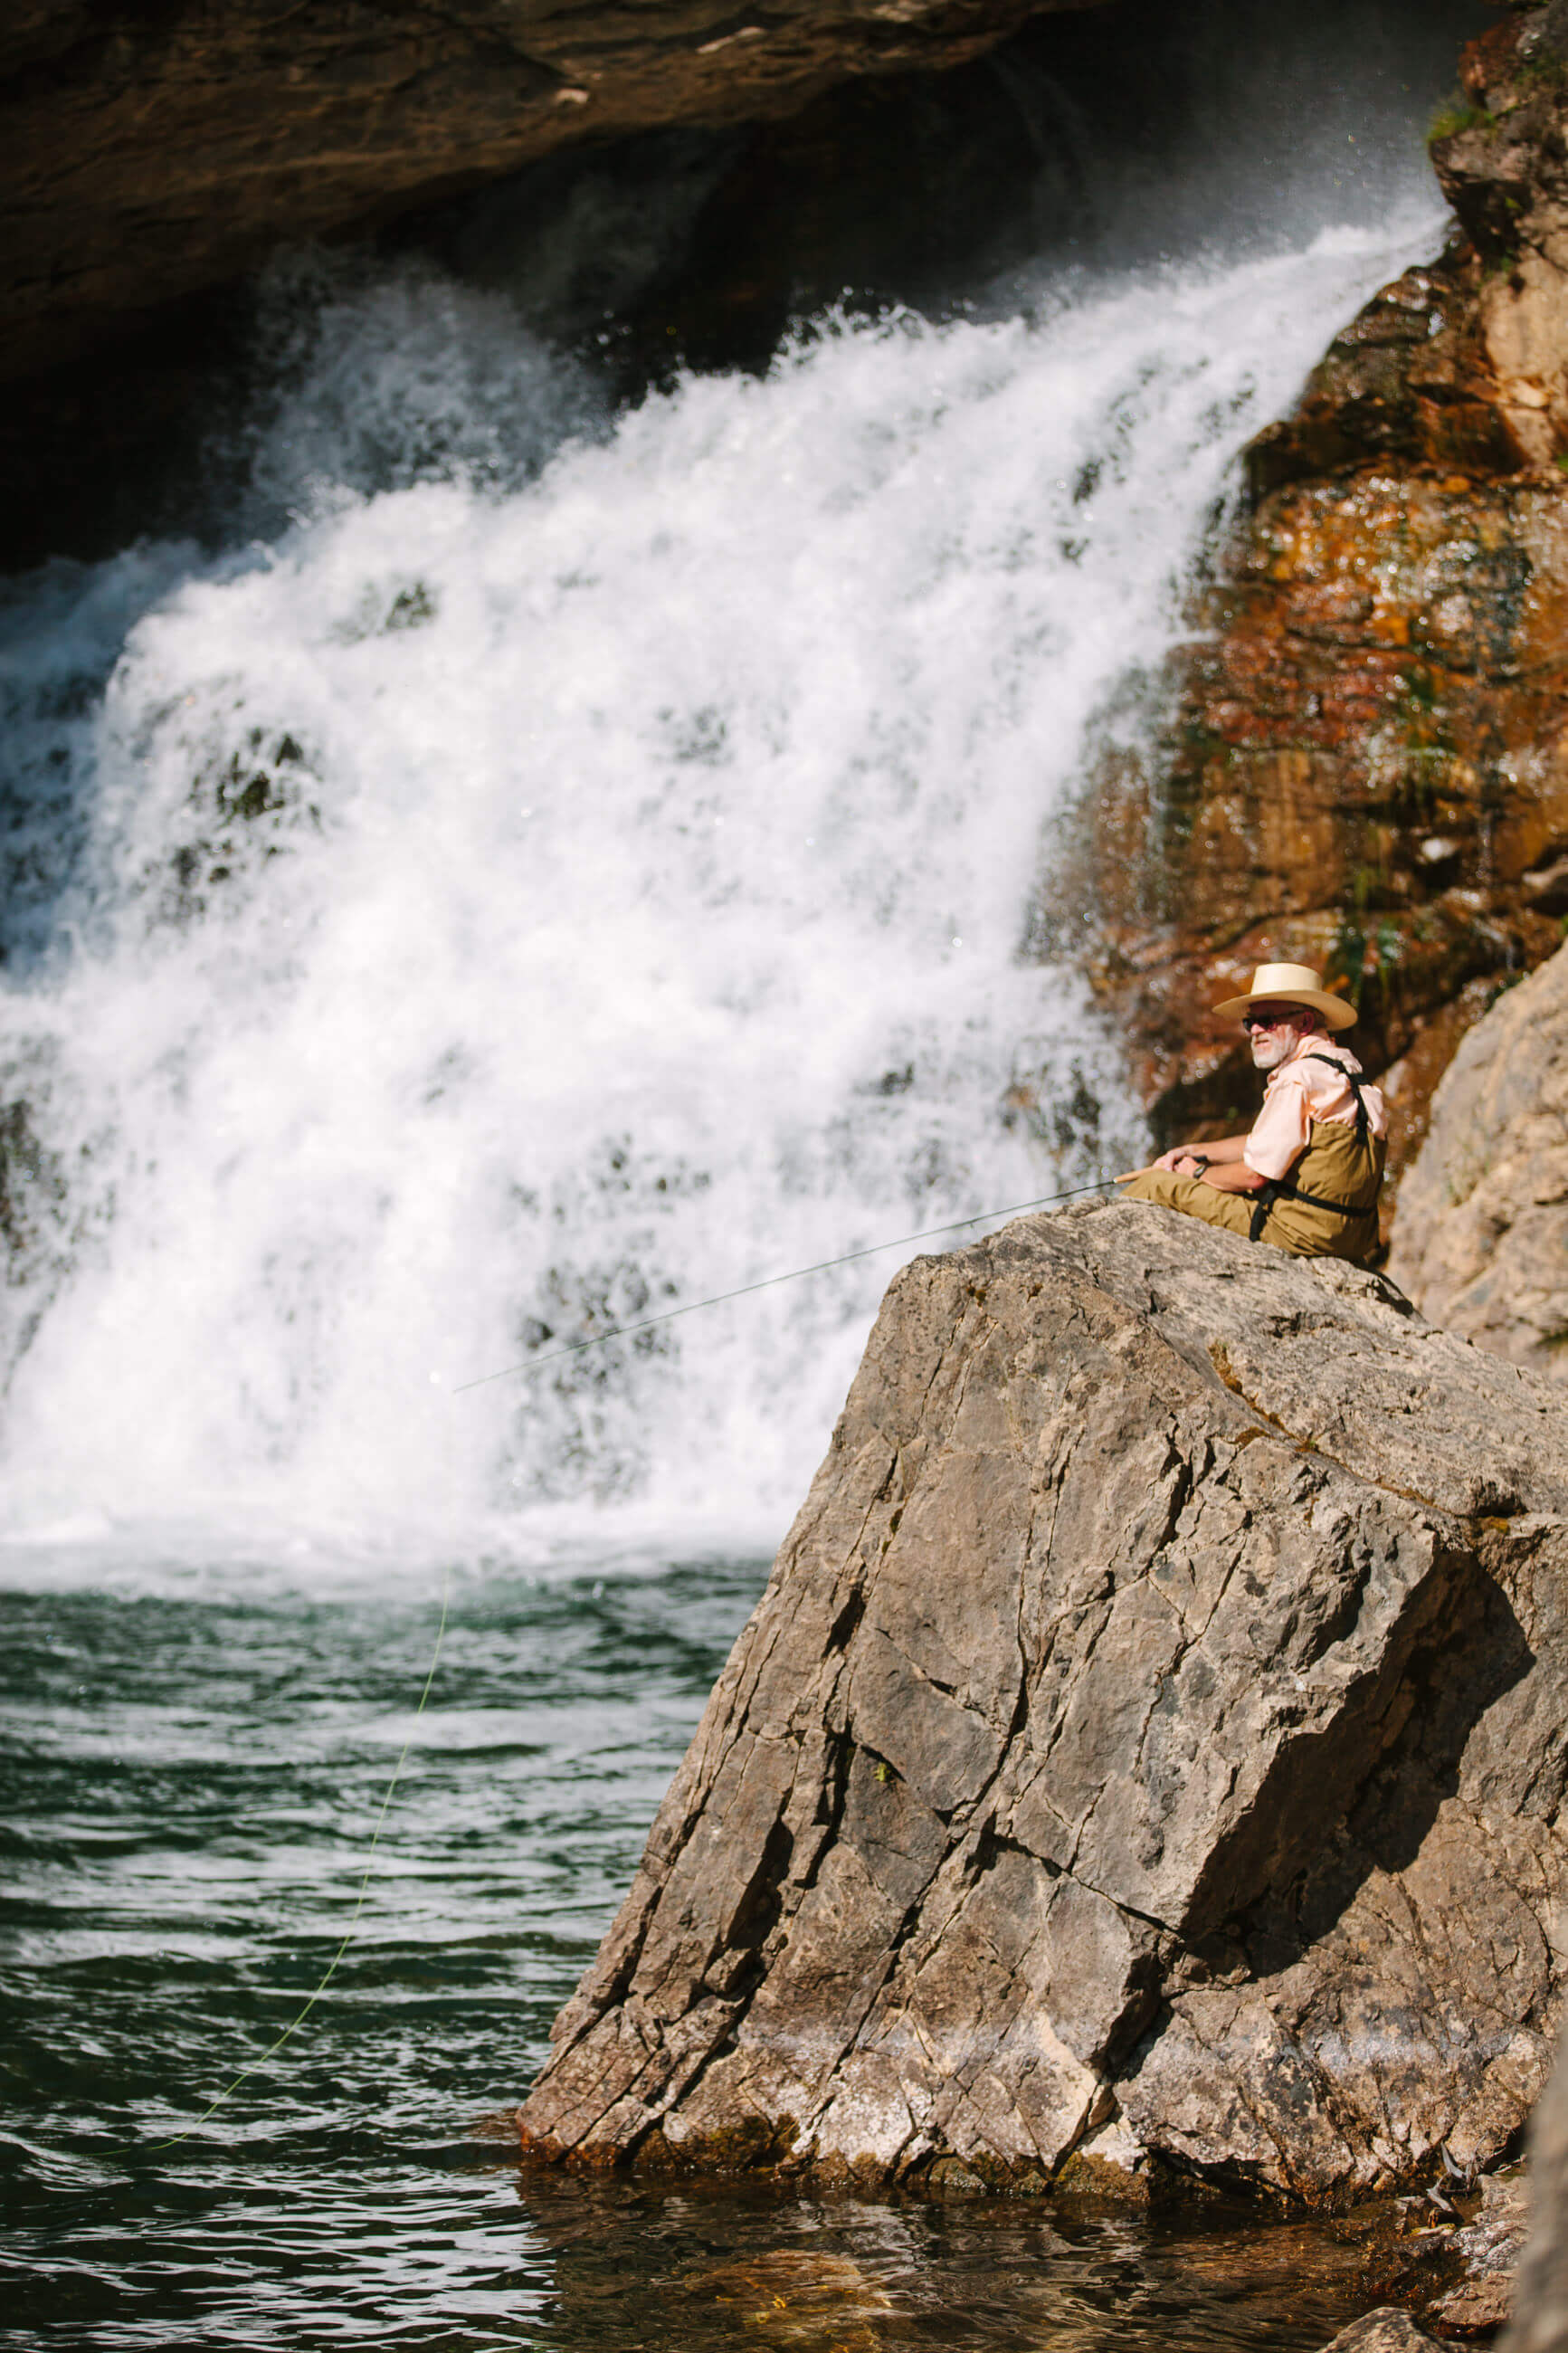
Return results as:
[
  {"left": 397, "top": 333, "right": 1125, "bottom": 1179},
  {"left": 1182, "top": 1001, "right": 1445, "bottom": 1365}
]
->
[{"left": 1242, "top": 1034, "right": 1388, "bottom": 1183}]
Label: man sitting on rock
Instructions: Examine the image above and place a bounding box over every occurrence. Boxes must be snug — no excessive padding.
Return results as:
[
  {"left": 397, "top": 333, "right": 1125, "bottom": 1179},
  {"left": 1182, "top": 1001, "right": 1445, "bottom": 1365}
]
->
[{"left": 1118, "top": 961, "right": 1387, "bottom": 1264}]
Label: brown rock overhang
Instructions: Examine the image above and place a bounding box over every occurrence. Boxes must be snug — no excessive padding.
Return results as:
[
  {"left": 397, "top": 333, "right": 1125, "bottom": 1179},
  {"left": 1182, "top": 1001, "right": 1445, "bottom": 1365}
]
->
[{"left": 0, "top": 0, "right": 1108, "bottom": 386}]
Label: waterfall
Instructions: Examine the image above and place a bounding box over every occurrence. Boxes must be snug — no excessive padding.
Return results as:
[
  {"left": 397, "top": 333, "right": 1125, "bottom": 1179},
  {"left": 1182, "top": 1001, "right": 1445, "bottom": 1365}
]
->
[{"left": 0, "top": 209, "right": 1445, "bottom": 1564}]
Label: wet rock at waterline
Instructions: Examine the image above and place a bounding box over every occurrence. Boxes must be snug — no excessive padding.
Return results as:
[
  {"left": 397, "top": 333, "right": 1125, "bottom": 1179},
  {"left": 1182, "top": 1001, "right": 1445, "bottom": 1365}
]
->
[
  {"left": 1428, "top": 2167, "right": 1527, "bottom": 2335},
  {"left": 1348, "top": 2160, "right": 1525, "bottom": 2338},
  {"left": 1391, "top": 940, "right": 1568, "bottom": 1385},
  {"left": 518, "top": 1199, "right": 1568, "bottom": 2199}
]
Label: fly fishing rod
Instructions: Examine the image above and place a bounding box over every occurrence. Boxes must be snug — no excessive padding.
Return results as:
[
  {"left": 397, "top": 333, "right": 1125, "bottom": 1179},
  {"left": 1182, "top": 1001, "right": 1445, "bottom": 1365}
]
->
[
  {"left": 453, "top": 1174, "right": 1117, "bottom": 1394},
  {"left": 145, "top": 1560, "right": 452, "bottom": 2151}
]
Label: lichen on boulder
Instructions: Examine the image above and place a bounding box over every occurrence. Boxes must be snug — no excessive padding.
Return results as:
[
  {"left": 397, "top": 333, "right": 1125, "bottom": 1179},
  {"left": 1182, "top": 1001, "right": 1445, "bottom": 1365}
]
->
[{"left": 518, "top": 1198, "right": 1568, "bottom": 2201}]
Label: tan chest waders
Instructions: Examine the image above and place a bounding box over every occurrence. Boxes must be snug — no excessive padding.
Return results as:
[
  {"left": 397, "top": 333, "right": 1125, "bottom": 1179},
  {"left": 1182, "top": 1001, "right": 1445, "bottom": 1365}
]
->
[{"left": 1247, "top": 1054, "right": 1385, "bottom": 1261}]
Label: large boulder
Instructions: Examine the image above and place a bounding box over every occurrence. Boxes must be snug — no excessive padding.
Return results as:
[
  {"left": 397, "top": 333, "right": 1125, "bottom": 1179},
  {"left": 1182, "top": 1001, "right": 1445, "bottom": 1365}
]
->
[
  {"left": 518, "top": 1199, "right": 1568, "bottom": 2200},
  {"left": 1390, "top": 941, "right": 1568, "bottom": 1379}
]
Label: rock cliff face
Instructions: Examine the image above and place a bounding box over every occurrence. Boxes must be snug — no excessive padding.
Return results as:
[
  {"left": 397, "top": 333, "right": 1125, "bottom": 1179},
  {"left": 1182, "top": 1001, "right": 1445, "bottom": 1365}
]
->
[
  {"left": 518, "top": 1199, "right": 1568, "bottom": 2201},
  {"left": 1391, "top": 938, "right": 1568, "bottom": 1377},
  {"left": 0, "top": 0, "right": 1101, "bottom": 386},
  {"left": 1076, "top": 2, "right": 1568, "bottom": 1180}
]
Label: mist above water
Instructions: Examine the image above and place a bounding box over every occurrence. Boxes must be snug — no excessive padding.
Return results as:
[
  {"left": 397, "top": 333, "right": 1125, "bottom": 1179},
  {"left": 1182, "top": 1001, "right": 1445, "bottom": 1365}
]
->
[
  {"left": 412, "top": 0, "right": 1486, "bottom": 375},
  {"left": 0, "top": 0, "right": 1479, "bottom": 1569}
]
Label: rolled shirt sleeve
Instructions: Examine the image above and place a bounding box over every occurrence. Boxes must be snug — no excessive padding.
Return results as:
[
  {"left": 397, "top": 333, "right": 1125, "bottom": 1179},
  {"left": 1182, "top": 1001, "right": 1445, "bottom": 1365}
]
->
[{"left": 1243, "top": 1070, "right": 1313, "bottom": 1181}]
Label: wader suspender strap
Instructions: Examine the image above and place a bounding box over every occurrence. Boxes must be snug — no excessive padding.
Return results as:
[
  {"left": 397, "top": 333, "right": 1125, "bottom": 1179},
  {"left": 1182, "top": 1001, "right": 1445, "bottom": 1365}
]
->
[{"left": 1247, "top": 1053, "right": 1378, "bottom": 1243}]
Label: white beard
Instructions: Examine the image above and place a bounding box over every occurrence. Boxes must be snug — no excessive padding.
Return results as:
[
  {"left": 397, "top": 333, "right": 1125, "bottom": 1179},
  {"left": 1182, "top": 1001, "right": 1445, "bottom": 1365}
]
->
[{"left": 1250, "top": 1024, "right": 1307, "bottom": 1072}]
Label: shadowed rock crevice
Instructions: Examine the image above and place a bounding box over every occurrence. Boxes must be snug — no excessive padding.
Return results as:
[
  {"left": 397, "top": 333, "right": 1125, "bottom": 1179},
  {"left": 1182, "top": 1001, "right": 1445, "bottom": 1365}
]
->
[{"left": 518, "top": 1201, "right": 1568, "bottom": 2200}]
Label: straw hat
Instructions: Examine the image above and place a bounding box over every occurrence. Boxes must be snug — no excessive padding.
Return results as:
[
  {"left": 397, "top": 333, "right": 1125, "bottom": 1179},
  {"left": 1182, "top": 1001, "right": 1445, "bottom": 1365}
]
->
[{"left": 1212, "top": 961, "right": 1355, "bottom": 1032}]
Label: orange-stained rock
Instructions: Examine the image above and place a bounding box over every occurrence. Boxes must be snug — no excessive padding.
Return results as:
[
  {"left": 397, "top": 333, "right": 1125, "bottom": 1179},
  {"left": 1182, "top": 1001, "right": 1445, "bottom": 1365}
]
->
[{"left": 1070, "top": 4, "right": 1568, "bottom": 1201}]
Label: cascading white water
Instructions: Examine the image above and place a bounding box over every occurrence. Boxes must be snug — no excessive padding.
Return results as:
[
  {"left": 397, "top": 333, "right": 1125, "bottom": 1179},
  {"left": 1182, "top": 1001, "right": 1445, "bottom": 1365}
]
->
[{"left": 0, "top": 210, "right": 1447, "bottom": 1563}]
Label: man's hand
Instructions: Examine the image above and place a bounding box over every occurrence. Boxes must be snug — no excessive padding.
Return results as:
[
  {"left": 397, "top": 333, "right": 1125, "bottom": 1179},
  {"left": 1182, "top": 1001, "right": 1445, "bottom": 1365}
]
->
[
  {"left": 1117, "top": 1148, "right": 1208, "bottom": 1181},
  {"left": 1117, "top": 1133, "right": 1257, "bottom": 1185}
]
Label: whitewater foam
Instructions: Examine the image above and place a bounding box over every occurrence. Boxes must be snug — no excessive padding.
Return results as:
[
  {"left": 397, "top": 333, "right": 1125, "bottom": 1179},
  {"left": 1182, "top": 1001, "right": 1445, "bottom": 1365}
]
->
[{"left": 0, "top": 216, "right": 1446, "bottom": 1563}]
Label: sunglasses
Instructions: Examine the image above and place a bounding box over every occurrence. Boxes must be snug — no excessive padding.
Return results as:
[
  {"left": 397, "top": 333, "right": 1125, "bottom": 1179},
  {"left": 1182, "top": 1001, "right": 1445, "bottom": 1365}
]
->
[{"left": 1240, "top": 1007, "right": 1299, "bottom": 1031}]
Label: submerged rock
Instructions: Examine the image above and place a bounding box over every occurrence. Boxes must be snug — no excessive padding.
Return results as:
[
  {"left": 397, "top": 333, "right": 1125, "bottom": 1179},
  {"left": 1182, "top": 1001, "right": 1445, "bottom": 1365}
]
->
[
  {"left": 1318, "top": 2315, "right": 1443, "bottom": 2353},
  {"left": 518, "top": 1199, "right": 1568, "bottom": 2199},
  {"left": 1391, "top": 941, "right": 1568, "bottom": 1383}
]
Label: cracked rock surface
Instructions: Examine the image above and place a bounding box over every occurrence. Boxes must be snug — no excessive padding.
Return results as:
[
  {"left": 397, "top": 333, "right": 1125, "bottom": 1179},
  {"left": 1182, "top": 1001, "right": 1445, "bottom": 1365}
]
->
[{"left": 518, "top": 1198, "right": 1568, "bottom": 2198}]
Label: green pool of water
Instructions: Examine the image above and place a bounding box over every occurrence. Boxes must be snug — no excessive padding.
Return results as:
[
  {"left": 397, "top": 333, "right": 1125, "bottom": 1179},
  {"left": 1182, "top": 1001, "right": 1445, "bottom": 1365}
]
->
[{"left": 1, "top": 1549, "right": 1373, "bottom": 2348}]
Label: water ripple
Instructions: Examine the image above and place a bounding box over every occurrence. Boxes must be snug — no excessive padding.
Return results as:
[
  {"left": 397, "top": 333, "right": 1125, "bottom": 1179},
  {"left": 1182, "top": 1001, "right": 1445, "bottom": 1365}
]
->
[{"left": 0, "top": 1555, "right": 1376, "bottom": 2348}]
